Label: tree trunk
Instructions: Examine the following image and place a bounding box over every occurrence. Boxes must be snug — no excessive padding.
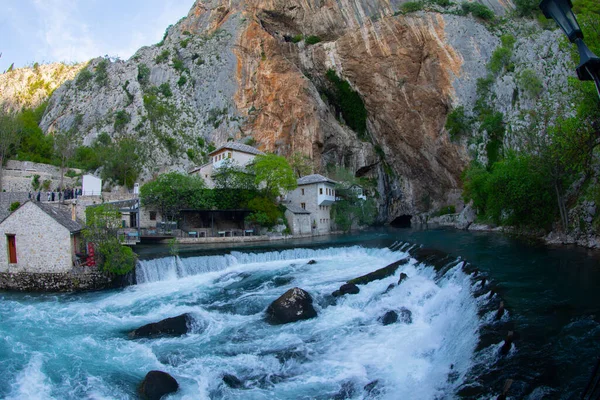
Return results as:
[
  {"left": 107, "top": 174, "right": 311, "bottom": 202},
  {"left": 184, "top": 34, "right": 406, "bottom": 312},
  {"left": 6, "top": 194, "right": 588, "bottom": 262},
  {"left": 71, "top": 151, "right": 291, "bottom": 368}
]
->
[
  {"left": 60, "top": 156, "right": 65, "bottom": 195},
  {"left": 0, "top": 155, "right": 4, "bottom": 193},
  {"left": 554, "top": 181, "right": 568, "bottom": 232}
]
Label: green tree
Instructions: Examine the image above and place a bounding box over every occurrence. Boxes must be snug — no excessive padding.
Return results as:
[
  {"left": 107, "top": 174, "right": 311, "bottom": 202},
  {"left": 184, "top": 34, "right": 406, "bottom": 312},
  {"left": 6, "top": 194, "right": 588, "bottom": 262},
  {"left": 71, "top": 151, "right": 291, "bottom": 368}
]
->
[
  {"left": 252, "top": 154, "right": 297, "bottom": 198},
  {"left": 246, "top": 196, "right": 282, "bottom": 227},
  {"left": 290, "top": 152, "right": 313, "bottom": 178},
  {"left": 53, "top": 128, "right": 81, "bottom": 192},
  {"left": 140, "top": 172, "right": 209, "bottom": 224},
  {"left": 83, "top": 204, "right": 137, "bottom": 275},
  {"left": 101, "top": 137, "right": 145, "bottom": 188},
  {"left": 212, "top": 159, "right": 257, "bottom": 190},
  {"left": 0, "top": 106, "right": 22, "bottom": 190},
  {"left": 332, "top": 191, "right": 377, "bottom": 232}
]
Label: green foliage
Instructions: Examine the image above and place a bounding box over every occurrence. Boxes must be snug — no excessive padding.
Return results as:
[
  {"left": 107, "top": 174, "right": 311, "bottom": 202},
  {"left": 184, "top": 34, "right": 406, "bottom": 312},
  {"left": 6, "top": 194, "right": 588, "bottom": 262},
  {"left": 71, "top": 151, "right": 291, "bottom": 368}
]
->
[
  {"left": 177, "top": 75, "right": 187, "bottom": 87},
  {"left": 463, "top": 156, "right": 556, "bottom": 229},
  {"left": 489, "top": 46, "right": 512, "bottom": 75},
  {"left": 143, "top": 94, "right": 177, "bottom": 128},
  {"left": 113, "top": 110, "right": 131, "bottom": 131},
  {"left": 140, "top": 172, "right": 209, "bottom": 222},
  {"left": 9, "top": 202, "right": 20, "bottom": 212},
  {"left": 437, "top": 205, "right": 456, "bottom": 215},
  {"left": 181, "top": 39, "right": 190, "bottom": 48},
  {"left": 291, "top": 34, "right": 303, "bottom": 43},
  {"left": 401, "top": 1, "right": 424, "bottom": 13},
  {"left": 84, "top": 204, "right": 136, "bottom": 275},
  {"left": 155, "top": 50, "right": 170, "bottom": 63},
  {"left": 517, "top": 69, "right": 543, "bottom": 98},
  {"left": 252, "top": 154, "right": 297, "bottom": 198},
  {"left": 430, "top": 0, "right": 452, "bottom": 6},
  {"left": 246, "top": 197, "right": 282, "bottom": 227},
  {"left": 206, "top": 107, "right": 228, "bottom": 128},
  {"left": 332, "top": 196, "right": 377, "bottom": 232},
  {"left": 513, "top": 0, "right": 539, "bottom": 17},
  {"left": 305, "top": 35, "right": 322, "bottom": 45},
  {"left": 158, "top": 83, "right": 173, "bottom": 97},
  {"left": 289, "top": 152, "right": 313, "bottom": 177},
  {"left": 137, "top": 64, "right": 150, "bottom": 85},
  {"left": 500, "top": 34, "right": 516, "bottom": 49},
  {"left": 65, "top": 169, "right": 78, "bottom": 178},
  {"left": 94, "top": 59, "right": 109, "bottom": 86},
  {"left": 31, "top": 174, "right": 40, "bottom": 190},
  {"left": 101, "top": 137, "right": 143, "bottom": 188},
  {"left": 172, "top": 57, "right": 185, "bottom": 72},
  {"left": 461, "top": 2, "right": 495, "bottom": 20},
  {"left": 445, "top": 106, "right": 471, "bottom": 139},
  {"left": 75, "top": 68, "right": 93, "bottom": 89},
  {"left": 157, "top": 24, "right": 172, "bottom": 46},
  {"left": 212, "top": 159, "right": 258, "bottom": 191},
  {"left": 480, "top": 110, "right": 505, "bottom": 165},
  {"left": 324, "top": 69, "right": 368, "bottom": 139}
]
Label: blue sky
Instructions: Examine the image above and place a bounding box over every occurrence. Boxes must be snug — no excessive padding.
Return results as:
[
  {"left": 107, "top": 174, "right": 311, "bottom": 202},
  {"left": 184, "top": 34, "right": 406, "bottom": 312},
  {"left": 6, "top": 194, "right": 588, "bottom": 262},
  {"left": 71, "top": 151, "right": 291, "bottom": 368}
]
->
[{"left": 0, "top": 0, "right": 194, "bottom": 72}]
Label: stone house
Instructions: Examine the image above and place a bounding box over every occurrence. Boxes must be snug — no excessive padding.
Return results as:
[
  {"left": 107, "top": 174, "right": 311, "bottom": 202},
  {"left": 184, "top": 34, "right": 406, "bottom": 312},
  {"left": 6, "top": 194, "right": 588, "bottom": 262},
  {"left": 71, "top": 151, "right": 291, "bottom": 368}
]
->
[
  {"left": 189, "top": 142, "right": 265, "bottom": 188},
  {"left": 0, "top": 202, "right": 83, "bottom": 273},
  {"left": 285, "top": 174, "right": 337, "bottom": 234},
  {"left": 284, "top": 204, "right": 312, "bottom": 235}
]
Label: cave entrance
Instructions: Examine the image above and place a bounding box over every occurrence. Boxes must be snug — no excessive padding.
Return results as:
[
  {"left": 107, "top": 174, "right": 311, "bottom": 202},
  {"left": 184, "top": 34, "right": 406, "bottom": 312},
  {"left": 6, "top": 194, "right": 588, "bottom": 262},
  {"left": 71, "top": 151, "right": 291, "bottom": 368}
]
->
[{"left": 391, "top": 215, "right": 412, "bottom": 228}]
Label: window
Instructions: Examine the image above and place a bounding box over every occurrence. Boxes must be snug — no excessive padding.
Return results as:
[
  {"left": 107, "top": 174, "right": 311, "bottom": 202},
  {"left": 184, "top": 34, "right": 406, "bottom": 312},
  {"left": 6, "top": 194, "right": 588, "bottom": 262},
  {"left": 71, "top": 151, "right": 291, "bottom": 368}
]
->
[
  {"left": 301, "top": 188, "right": 305, "bottom": 195},
  {"left": 149, "top": 211, "right": 157, "bottom": 221},
  {"left": 320, "top": 188, "right": 323, "bottom": 195},
  {"left": 301, "top": 203, "right": 306, "bottom": 210},
  {"left": 228, "top": 152, "right": 232, "bottom": 158},
  {"left": 6, "top": 235, "right": 16, "bottom": 264}
]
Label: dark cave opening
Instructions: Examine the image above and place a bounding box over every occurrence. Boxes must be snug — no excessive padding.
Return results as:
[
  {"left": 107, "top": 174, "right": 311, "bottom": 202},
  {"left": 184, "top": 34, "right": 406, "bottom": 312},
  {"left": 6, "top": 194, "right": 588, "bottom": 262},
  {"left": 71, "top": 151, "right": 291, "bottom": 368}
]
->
[{"left": 390, "top": 215, "right": 412, "bottom": 228}]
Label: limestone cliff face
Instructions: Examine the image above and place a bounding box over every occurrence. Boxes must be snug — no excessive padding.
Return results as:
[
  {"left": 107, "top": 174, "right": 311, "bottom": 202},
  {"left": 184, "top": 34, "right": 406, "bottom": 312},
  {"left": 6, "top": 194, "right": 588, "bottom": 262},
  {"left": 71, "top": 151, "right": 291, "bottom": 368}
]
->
[{"left": 0, "top": 0, "right": 573, "bottom": 223}]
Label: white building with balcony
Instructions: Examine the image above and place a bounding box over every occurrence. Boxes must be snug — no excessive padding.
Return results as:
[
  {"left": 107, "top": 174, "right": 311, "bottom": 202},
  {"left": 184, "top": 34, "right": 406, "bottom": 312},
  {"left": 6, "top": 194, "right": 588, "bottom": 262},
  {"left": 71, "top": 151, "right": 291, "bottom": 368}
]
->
[
  {"left": 189, "top": 142, "right": 265, "bottom": 188},
  {"left": 285, "top": 174, "right": 337, "bottom": 234}
]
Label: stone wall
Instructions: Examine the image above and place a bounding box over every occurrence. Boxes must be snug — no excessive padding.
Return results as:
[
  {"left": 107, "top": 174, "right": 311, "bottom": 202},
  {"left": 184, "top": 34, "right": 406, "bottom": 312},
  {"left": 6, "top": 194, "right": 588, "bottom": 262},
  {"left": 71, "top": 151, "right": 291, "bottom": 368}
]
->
[
  {"left": 2, "top": 160, "right": 80, "bottom": 192},
  {"left": 287, "top": 184, "right": 332, "bottom": 233},
  {"left": 0, "top": 270, "right": 119, "bottom": 292}
]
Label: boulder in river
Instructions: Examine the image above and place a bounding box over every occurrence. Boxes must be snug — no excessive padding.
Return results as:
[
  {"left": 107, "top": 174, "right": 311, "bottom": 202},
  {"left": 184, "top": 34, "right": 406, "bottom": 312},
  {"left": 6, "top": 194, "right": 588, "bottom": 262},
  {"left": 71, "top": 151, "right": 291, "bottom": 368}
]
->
[
  {"left": 332, "top": 283, "right": 360, "bottom": 297},
  {"left": 347, "top": 258, "right": 409, "bottom": 286},
  {"left": 223, "top": 374, "right": 243, "bottom": 388},
  {"left": 398, "top": 273, "right": 409, "bottom": 285},
  {"left": 139, "top": 370, "right": 179, "bottom": 400},
  {"left": 265, "top": 287, "right": 317, "bottom": 324},
  {"left": 307, "top": 259, "right": 317, "bottom": 265},
  {"left": 380, "top": 310, "right": 398, "bottom": 325},
  {"left": 129, "top": 313, "right": 192, "bottom": 339}
]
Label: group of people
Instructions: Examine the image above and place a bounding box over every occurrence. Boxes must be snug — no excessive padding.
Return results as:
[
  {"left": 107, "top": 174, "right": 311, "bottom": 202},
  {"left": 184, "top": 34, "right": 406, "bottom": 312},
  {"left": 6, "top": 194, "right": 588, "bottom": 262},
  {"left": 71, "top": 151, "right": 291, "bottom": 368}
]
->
[{"left": 28, "top": 187, "right": 82, "bottom": 202}]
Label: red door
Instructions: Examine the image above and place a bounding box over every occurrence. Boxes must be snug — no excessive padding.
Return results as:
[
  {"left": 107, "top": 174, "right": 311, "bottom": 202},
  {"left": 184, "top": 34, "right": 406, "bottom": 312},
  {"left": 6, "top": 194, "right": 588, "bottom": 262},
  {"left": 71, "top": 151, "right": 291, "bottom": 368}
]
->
[{"left": 7, "top": 235, "right": 17, "bottom": 264}]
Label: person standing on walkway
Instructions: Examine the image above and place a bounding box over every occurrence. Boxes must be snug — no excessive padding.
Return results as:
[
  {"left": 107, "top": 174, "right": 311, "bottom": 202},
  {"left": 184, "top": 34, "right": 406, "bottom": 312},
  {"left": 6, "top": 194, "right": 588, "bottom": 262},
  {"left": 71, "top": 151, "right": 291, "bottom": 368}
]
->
[
  {"left": 51, "top": 191, "right": 55, "bottom": 202},
  {"left": 36, "top": 191, "right": 41, "bottom": 202}
]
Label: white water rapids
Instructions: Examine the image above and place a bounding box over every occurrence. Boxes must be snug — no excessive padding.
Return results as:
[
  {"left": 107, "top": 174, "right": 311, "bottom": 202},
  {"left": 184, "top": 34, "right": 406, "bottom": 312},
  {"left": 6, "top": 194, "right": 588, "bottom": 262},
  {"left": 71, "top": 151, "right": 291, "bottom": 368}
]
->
[{"left": 1, "top": 245, "right": 484, "bottom": 399}]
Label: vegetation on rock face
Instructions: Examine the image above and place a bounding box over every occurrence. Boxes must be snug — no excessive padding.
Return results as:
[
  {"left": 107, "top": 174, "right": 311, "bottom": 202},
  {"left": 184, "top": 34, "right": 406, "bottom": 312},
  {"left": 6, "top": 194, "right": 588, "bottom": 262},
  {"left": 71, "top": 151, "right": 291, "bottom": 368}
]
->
[
  {"left": 460, "top": 2, "right": 495, "bottom": 20},
  {"left": 83, "top": 204, "right": 137, "bottom": 276},
  {"left": 324, "top": 69, "right": 368, "bottom": 139},
  {"left": 445, "top": 106, "right": 472, "bottom": 140},
  {"left": 462, "top": 1, "right": 600, "bottom": 232}
]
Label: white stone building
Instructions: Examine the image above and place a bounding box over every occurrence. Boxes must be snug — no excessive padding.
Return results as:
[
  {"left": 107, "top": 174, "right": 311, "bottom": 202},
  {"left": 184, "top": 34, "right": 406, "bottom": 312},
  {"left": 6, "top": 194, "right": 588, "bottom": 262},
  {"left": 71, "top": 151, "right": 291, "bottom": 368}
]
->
[
  {"left": 285, "top": 174, "right": 337, "bottom": 235},
  {"left": 189, "top": 142, "right": 265, "bottom": 188},
  {"left": 0, "top": 202, "right": 83, "bottom": 273}
]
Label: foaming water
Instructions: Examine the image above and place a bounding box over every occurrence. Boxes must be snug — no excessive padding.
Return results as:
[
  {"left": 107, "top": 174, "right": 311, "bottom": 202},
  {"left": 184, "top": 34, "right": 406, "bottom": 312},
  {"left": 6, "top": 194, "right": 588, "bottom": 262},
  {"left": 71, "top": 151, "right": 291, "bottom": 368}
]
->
[{"left": 1, "top": 244, "right": 487, "bottom": 399}]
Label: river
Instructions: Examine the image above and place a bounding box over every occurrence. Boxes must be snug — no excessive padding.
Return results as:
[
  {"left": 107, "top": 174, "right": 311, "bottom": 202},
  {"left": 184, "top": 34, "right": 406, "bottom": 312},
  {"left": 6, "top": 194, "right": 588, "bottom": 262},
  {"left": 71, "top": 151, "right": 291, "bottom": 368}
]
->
[{"left": 1, "top": 228, "right": 599, "bottom": 399}]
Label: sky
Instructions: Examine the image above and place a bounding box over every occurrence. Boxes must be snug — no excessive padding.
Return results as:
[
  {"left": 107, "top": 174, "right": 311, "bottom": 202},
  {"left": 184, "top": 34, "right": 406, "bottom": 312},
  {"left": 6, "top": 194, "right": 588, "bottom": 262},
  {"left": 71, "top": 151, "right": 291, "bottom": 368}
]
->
[{"left": 0, "top": 0, "right": 195, "bottom": 72}]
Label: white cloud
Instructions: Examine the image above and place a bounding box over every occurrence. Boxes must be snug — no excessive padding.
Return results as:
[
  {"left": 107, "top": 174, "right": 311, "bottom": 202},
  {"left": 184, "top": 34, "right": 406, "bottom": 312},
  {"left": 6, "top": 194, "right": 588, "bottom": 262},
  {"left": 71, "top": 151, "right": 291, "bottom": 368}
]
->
[{"left": 32, "top": 0, "right": 100, "bottom": 63}]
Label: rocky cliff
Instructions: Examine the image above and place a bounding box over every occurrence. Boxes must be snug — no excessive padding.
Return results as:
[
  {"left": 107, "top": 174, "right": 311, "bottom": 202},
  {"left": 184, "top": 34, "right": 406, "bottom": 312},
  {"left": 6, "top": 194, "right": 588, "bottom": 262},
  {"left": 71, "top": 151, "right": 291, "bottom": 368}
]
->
[{"left": 0, "top": 0, "right": 574, "bottom": 223}]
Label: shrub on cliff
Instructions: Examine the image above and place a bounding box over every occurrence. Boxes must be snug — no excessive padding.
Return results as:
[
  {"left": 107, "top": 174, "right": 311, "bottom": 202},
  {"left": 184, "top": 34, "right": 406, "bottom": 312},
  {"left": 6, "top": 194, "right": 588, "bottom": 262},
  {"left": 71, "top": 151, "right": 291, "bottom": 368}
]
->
[{"left": 324, "top": 69, "right": 368, "bottom": 139}]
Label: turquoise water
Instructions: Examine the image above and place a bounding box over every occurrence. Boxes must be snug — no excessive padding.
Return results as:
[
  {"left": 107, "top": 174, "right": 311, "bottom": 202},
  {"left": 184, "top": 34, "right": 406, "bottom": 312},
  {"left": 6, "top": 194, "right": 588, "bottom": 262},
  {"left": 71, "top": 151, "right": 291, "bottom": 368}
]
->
[{"left": 1, "top": 228, "right": 599, "bottom": 399}]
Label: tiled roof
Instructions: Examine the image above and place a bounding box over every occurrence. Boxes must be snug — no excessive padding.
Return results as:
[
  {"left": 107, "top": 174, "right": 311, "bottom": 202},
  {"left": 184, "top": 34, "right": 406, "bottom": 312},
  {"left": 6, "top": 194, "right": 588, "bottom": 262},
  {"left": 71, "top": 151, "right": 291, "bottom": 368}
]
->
[
  {"left": 297, "top": 174, "right": 337, "bottom": 186},
  {"left": 209, "top": 142, "right": 265, "bottom": 156},
  {"left": 35, "top": 202, "right": 82, "bottom": 233},
  {"left": 285, "top": 204, "right": 311, "bottom": 214}
]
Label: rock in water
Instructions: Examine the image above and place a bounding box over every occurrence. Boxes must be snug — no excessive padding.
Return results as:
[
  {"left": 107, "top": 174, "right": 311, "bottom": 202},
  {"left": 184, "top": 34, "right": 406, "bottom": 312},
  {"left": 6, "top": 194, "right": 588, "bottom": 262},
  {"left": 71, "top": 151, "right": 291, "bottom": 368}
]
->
[
  {"left": 139, "top": 370, "right": 179, "bottom": 400},
  {"left": 380, "top": 310, "right": 398, "bottom": 325},
  {"left": 397, "top": 273, "right": 408, "bottom": 285},
  {"left": 265, "top": 287, "right": 317, "bottom": 324},
  {"left": 307, "top": 260, "right": 317, "bottom": 265},
  {"left": 129, "top": 313, "right": 192, "bottom": 338},
  {"left": 399, "top": 307, "right": 413, "bottom": 324},
  {"left": 223, "top": 374, "right": 243, "bottom": 388},
  {"left": 347, "top": 258, "right": 409, "bottom": 286},
  {"left": 332, "top": 283, "right": 360, "bottom": 297}
]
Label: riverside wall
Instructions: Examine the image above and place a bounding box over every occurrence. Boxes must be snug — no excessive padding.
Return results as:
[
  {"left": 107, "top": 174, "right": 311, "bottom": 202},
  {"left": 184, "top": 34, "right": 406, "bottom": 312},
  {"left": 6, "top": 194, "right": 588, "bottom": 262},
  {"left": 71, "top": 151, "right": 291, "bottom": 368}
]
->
[{"left": 0, "top": 270, "right": 124, "bottom": 292}]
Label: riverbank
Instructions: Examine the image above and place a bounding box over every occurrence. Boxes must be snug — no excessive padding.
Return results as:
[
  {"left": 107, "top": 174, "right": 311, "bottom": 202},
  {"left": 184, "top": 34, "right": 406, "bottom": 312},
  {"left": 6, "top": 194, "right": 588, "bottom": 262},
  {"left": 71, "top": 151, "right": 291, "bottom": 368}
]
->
[{"left": 425, "top": 205, "right": 600, "bottom": 250}]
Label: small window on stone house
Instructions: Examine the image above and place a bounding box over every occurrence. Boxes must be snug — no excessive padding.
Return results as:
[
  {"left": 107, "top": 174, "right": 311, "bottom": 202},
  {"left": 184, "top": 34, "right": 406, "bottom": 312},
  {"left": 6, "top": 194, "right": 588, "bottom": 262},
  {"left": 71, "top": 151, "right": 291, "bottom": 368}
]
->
[
  {"left": 149, "top": 211, "right": 157, "bottom": 221},
  {"left": 301, "top": 188, "right": 305, "bottom": 195},
  {"left": 320, "top": 188, "right": 323, "bottom": 195},
  {"left": 301, "top": 203, "right": 306, "bottom": 210}
]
